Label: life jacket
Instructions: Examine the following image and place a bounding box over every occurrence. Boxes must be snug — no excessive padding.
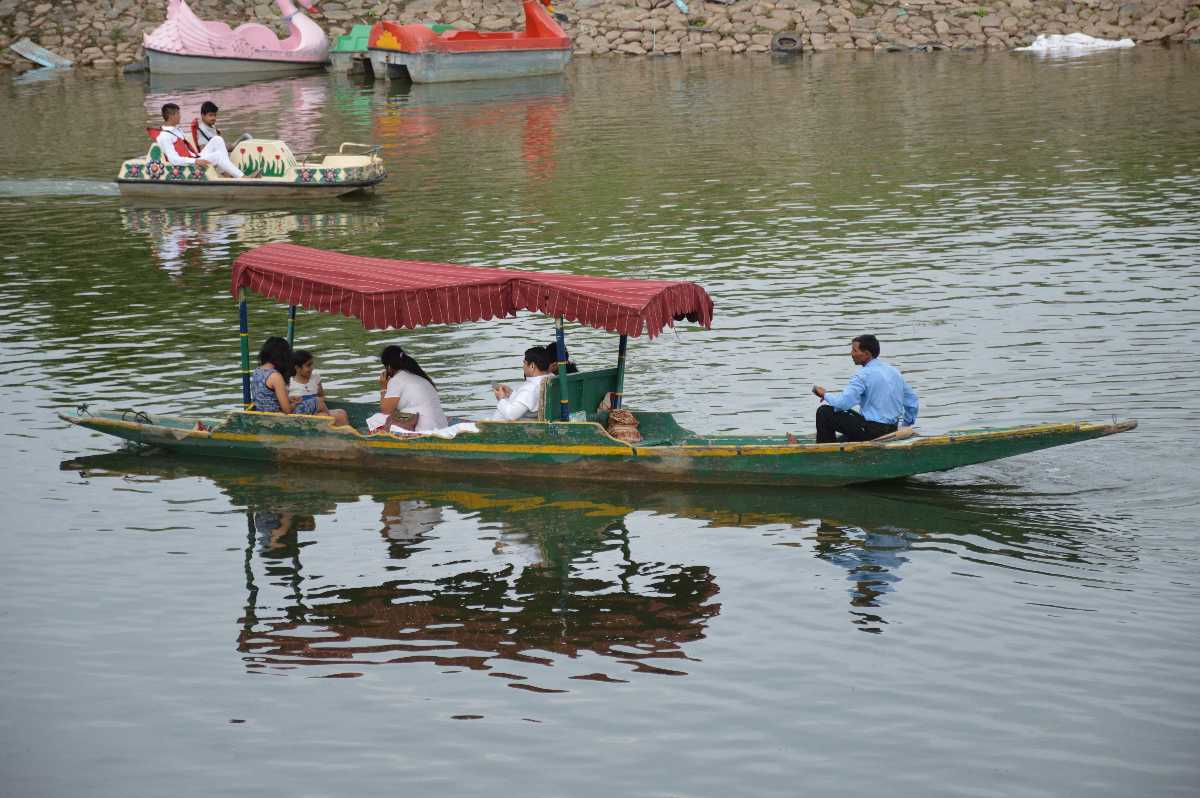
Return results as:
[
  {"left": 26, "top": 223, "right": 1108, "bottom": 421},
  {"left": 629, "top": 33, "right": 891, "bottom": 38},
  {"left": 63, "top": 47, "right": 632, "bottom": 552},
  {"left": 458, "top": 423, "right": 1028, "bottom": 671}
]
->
[
  {"left": 191, "top": 118, "right": 224, "bottom": 152},
  {"left": 146, "top": 126, "right": 199, "bottom": 158}
]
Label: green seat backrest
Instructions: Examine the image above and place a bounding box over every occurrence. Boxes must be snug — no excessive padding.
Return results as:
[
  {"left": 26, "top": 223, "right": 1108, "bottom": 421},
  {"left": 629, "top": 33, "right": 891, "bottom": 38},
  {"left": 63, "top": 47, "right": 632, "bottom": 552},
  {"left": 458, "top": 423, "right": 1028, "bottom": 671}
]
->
[
  {"left": 331, "top": 23, "right": 374, "bottom": 52},
  {"left": 541, "top": 367, "right": 620, "bottom": 421},
  {"left": 149, "top": 144, "right": 163, "bottom": 162}
]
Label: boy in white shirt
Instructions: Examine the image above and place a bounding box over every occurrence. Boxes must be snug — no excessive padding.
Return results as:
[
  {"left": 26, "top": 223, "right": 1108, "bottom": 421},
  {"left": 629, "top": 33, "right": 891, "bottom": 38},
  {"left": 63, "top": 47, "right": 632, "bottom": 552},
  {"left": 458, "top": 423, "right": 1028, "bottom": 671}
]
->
[
  {"left": 155, "top": 102, "right": 251, "bottom": 179},
  {"left": 492, "top": 347, "right": 553, "bottom": 421}
]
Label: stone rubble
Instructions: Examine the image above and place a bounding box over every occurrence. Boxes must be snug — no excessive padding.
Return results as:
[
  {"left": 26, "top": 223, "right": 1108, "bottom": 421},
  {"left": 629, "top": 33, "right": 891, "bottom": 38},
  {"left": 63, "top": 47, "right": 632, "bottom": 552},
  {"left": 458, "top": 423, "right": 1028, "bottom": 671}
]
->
[{"left": 1, "top": 0, "right": 1197, "bottom": 73}]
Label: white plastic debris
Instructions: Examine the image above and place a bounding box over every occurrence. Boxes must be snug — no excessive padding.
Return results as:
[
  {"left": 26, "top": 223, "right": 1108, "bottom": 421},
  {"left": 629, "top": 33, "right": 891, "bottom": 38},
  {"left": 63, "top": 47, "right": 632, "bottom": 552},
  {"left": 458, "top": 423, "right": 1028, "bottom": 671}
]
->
[{"left": 1016, "top": 33, "right": 1135, "bottom": 53}]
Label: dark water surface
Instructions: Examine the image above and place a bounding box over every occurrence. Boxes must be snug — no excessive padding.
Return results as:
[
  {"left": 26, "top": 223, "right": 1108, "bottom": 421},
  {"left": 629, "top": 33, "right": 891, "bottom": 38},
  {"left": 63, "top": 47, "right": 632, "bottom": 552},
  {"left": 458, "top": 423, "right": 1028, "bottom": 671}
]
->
[{"left": 1, "top": 49, "right": 1199, "bottom": 797}]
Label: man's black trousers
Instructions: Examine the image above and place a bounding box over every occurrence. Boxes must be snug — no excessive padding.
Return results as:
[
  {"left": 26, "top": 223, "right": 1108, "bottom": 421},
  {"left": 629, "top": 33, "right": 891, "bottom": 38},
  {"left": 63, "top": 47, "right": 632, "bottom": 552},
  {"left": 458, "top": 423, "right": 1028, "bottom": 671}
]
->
[{"left": 815, "top": 405, "right": 898, "bottom": 444}]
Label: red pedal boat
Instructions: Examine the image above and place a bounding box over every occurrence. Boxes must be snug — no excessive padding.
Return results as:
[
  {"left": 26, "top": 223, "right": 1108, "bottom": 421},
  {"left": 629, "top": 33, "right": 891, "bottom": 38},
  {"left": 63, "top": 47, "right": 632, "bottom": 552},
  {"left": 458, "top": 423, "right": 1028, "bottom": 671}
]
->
[{"left": 367, "top": 0, "right": 571, "bottom": 83}]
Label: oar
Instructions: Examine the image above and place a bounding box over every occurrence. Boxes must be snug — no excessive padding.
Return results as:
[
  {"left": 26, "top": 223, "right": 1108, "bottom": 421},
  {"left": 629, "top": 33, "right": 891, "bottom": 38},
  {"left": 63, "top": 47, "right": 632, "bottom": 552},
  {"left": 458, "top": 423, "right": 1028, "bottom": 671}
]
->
[{"left": 869, "top": 427, "right": 916, "bottom": 444}]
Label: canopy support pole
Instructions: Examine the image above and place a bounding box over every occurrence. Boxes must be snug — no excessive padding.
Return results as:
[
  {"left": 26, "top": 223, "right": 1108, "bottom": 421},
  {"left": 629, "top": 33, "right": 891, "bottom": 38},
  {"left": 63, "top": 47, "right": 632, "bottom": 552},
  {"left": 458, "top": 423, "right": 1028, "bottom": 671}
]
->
[
  {"left": 238, "top": 289, "right": 252, "bottom": 409},
  {"left": 555, "top": 316, "right": 569, "bottom": 421},
  {"left": 286, "top": 305, "right": 296, "bottom": 346},
  {"left": 613, "top": 335, "right": 627, "bottom": 410}
]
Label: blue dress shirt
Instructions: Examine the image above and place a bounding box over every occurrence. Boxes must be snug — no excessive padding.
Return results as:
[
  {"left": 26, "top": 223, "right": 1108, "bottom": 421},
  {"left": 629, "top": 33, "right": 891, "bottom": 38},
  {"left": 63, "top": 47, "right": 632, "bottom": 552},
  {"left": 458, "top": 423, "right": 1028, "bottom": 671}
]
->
[{"left": 824, "top": 358, "right": 919, "bottom": 426}]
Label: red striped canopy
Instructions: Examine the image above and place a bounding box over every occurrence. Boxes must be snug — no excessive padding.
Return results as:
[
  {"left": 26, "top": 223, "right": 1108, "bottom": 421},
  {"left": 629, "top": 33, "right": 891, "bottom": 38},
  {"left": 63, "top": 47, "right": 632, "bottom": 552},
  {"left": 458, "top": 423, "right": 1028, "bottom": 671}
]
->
[{"left": 230, "top": 243, "right": 714, "bottom": 339}]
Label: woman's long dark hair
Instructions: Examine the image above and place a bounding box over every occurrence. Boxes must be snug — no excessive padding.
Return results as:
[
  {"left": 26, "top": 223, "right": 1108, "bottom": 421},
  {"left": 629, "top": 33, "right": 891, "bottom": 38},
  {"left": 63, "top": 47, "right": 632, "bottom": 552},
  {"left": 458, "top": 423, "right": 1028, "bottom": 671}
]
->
[
  {"left": 258, "top": 336, "right": 294, "bottom": 383},
  {"left": 380, "top": 345, "right": 436, "bottom": 389}
]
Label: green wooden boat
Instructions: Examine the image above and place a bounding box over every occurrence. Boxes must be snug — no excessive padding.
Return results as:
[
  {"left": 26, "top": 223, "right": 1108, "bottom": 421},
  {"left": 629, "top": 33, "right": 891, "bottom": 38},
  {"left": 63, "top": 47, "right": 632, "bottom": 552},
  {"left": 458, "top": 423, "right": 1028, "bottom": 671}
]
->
[{"left": 60, "top": 243, "right": 1135, "bottom": 487}]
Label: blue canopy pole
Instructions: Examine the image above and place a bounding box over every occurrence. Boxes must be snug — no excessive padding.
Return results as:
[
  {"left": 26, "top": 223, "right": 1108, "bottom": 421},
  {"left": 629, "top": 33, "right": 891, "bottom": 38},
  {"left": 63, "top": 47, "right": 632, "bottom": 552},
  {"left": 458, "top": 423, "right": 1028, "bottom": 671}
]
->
[
  {"left": 286, "top": 305, "right": 296, "bottom": 346},
  {"left": 613, "top": 334, "right": 627, "bottom": 409},
  {"left": 555, "top": 316, "right": 569, "bottom": 421},
  {"left": 238, "top": 289, "right": 252, "bottom": 409}
]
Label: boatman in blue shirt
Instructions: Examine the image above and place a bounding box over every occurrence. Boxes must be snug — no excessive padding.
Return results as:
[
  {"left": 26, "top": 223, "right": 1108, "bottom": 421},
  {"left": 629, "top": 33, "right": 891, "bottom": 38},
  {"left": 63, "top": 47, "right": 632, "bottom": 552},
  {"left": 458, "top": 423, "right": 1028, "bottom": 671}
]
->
[{"left": 811, "top": 334, "right": 918, "bottom": 443}]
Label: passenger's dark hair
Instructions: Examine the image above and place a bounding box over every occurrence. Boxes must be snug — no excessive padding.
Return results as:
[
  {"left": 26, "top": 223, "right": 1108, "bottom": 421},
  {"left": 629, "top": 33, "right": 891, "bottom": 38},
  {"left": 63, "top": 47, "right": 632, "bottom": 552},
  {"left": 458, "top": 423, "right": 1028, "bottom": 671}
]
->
[
  {"left": 259, "top": 336, "right": 294, "bottom": 382},
  {"left": 292, "top": 349, "right": 313, "bottom": 368},
  {"left": 200, "top": 100, "right": 218, "bottom": 115},
  {"left": 161, "top": 102, "right": 179, "bottom": 120},
  {"left": 852, "top": 334, "right": 880, "bottom": 359},
  {"left": 524, "top": 346, "right": 552, "bottom": 372},
  {"left": 543, "top": 341, "right": 577, "bottom": 374},
  {"left": 380, "top": 345, "right": 436, "bottom": 389}
]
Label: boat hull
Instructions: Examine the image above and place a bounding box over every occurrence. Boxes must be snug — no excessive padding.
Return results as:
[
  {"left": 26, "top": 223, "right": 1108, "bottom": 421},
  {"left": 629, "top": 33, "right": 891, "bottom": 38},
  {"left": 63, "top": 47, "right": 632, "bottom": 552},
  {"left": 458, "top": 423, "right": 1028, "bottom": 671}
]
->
[
  {"left": 367, "top": 47, "right": 571, "bottom": 83},
  {"left": 59, "top": 408, "right": 1137, "bottom": 488},
  {"left": 146, "top": 48, "right": 327, "bottom": 76},
  {"left": 116, "top": 178, "right": 382, "bottom": 199}
]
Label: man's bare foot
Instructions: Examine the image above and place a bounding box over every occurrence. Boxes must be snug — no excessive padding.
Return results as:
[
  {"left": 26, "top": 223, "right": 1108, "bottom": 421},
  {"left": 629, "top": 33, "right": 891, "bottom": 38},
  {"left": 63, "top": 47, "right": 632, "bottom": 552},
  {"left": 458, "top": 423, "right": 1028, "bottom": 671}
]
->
[{"left": 785, "top": 432, "right": 798, "bottom": 444}]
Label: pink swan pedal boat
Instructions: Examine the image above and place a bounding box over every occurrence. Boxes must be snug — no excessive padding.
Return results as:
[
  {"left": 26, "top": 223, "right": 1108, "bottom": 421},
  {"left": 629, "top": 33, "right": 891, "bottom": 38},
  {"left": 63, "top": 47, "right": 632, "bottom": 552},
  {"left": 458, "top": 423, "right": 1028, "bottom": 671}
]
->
[
  {"left": 116, "top": 136, "right": 387, "bottom": 200},
  {"left": 144, "top": 0, "right": 329, "bottom": 75},
  {"left": 368, "top": 0, "right": 571, "bottom": 83}
]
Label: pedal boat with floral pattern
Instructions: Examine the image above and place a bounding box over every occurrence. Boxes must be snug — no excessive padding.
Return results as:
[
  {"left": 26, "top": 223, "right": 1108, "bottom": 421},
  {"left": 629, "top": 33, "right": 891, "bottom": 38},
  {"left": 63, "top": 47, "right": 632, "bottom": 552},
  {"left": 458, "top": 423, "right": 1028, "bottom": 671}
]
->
[{"left": 116, "top": 138, "right": 386, "bottom": 199}]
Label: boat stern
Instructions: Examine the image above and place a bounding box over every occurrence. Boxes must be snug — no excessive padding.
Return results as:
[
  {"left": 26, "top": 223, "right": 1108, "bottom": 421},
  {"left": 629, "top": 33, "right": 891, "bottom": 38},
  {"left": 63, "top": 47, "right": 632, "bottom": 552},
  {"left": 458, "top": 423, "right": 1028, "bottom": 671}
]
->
[{"left": 295, "top": 143, "right": 388, "bottom": 190}]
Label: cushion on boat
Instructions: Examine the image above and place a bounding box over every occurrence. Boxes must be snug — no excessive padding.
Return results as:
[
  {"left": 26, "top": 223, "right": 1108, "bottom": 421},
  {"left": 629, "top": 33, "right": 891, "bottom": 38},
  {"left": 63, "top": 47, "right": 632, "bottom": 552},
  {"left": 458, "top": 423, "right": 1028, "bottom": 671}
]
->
[
  {"left": 606, "top": 408, "right": 642, "bottom": 443},
  {"left": 144, "top": 127, "right": 164, "bottom": 163},
  {"left": 535, "top": 378, "right": 550, "bottom": 422}
]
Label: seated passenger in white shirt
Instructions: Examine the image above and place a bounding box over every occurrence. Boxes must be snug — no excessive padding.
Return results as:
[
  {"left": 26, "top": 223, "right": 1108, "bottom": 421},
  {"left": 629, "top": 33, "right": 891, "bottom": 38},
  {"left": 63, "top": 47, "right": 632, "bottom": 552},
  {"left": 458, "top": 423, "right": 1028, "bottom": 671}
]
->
[
  {"left": 379, "top": 345, "right": 448, "bottom": 433},
  {"left": 491, "top": 346, "right": 553, "bottom": 421},
  {"left": 193, "top": 100, "right": 234, "bottom": 153},
  {"left": 154, "top": 101, "right": 251, "bottom": 179}
]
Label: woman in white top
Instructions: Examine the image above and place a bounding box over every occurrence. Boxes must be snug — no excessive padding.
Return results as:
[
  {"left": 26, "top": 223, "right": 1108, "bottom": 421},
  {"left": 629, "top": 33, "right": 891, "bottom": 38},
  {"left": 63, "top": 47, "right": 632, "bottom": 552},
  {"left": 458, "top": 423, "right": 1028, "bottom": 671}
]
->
[{"left": 379, "top": 345, "right": 448, "bottom": 432}]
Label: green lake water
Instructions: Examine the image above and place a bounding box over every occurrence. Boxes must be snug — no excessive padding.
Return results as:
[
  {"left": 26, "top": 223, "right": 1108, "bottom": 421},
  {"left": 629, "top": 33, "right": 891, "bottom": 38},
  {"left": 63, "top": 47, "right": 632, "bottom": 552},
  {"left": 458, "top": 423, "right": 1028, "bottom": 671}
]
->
[{"left": 1, "top": 49, "right": 1199, "bottom": 796}]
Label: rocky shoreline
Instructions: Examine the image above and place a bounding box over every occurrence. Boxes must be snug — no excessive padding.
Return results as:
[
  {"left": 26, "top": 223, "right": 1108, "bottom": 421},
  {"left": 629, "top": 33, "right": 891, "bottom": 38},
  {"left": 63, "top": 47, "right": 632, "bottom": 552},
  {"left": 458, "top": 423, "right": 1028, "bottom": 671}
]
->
[{"left": 2, "top": 0, "right": 1198, "bottom": 72}]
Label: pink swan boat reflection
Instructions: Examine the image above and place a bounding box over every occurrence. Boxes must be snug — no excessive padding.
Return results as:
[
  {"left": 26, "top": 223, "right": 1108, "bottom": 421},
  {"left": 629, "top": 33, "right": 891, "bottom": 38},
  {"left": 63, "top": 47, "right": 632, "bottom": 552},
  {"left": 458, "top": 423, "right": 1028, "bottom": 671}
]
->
[
  {"left": 144, "top": 0, "right": 329, "bottom": 75},
  {"left": 142, "top": 74, "right": 330, "bottom": 156}
]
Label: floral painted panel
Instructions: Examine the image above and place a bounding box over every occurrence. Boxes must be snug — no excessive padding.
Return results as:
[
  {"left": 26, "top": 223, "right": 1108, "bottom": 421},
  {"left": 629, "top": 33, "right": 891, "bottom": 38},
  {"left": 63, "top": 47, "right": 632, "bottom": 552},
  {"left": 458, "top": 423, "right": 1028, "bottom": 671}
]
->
[{"left": 123, "top": 161, "right": 207, "bottom": 181}]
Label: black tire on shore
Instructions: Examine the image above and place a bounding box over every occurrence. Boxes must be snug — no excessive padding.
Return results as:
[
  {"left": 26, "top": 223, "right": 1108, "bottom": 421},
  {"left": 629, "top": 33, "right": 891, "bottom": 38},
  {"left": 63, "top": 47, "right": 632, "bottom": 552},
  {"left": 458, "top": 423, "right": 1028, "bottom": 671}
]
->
[{"left": 771, "top": 31, "right": 802, "bottom": 53}]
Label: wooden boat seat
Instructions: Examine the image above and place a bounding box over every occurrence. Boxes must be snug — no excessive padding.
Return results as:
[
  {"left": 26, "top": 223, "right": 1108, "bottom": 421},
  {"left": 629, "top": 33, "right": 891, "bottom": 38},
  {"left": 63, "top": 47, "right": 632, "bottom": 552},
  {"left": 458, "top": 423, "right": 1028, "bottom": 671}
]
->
[
  {"left": 538, "top": 367, "right": 620, "bottom": 422},
  {"left": 534, "top": 369, "right": 691, "bottom": 446}
]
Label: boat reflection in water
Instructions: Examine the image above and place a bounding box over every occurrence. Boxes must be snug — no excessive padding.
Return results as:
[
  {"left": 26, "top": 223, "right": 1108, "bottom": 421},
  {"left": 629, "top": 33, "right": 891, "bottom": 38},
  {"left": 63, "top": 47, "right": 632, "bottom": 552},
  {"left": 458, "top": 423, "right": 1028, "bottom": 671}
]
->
[
  {"left": 119, "top": 206, "right": 385, "bottom": 275},
  {"left": 63, "top": 453, "right": 721, "bottom": 685},
  {"left": 374, "top": 75, "right": 567, "bottom": 182},
  {"left": 141, "top": 73, "right": 332, "bottom": 156},
  {"left": 61, "top": 453, "right": 1121, "bottom": 683},
  {"left": 243, "top": 481, "right": 721, "bottom": 683}
]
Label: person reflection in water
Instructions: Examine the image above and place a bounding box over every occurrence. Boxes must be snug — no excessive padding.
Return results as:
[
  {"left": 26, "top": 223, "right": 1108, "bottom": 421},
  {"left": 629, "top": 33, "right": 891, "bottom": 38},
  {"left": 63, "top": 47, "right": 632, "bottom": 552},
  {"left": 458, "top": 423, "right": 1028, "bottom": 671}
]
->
[
  {"left": 816, "top": 521, "right": 915, "bottom": 633},
  {"left": 380, "top": 498, "right": 444, "bottom": 545},
  {"left": 252, "top": 509, "right": 314, "bottom": 557}
]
